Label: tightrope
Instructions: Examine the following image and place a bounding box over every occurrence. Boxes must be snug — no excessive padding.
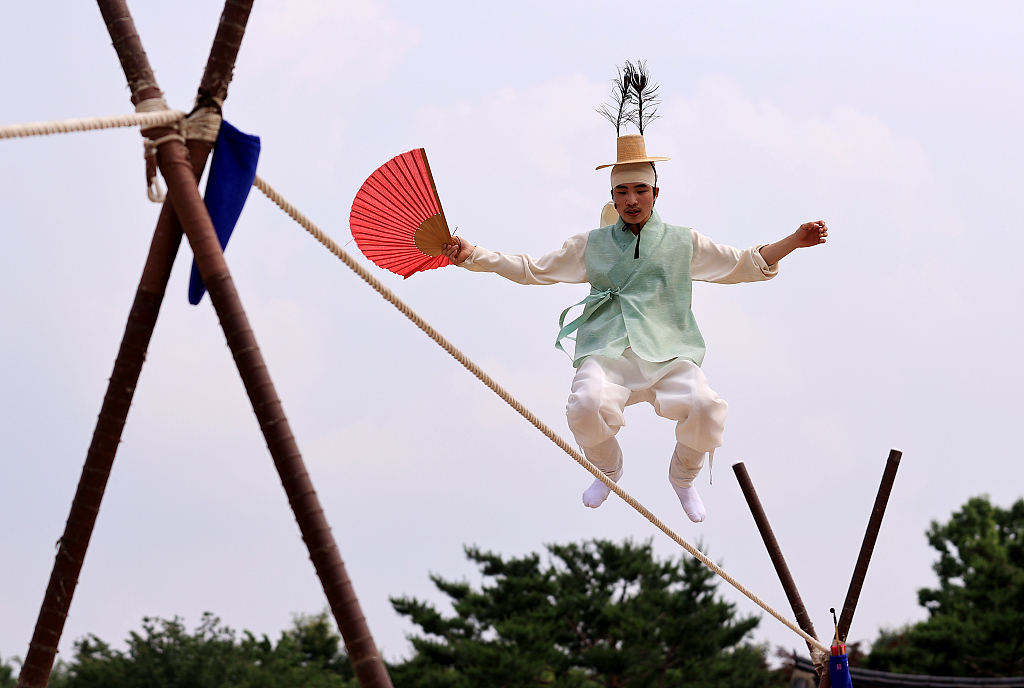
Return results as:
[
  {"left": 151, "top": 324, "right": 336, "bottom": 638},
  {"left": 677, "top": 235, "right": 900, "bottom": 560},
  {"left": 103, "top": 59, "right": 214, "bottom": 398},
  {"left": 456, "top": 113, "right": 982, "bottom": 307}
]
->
[
  {"left": 252, "top": 174, "right": 829, "bottom": 655},
  {"left": 0, "top": 110, "right": 186, "bottom": 140},
  {"left": 0, "top": 102, "right": 827, "bottom": 649}
]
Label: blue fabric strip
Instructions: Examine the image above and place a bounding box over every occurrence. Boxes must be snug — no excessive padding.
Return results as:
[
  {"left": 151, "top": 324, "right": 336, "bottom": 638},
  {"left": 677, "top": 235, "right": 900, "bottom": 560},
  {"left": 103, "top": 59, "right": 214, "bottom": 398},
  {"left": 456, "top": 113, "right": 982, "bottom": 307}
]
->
[
  {"left": 188, "top": 120, "right": 261, "bottom": 305},
  {"left": 828, "top": 653, "right": 853, "bottom": 688}
]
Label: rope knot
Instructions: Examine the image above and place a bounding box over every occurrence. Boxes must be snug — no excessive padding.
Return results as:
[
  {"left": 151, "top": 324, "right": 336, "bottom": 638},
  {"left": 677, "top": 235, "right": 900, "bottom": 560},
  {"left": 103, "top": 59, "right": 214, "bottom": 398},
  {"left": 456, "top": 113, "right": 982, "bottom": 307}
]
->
[
  {"left": 143, "top": 128, "right": 186, "bottom": 203},
  {"left": 184, "top": 106, "right": 222, "bottom": 144},
  {"left": 135, "top": 96, "right": 199, "bottom": 203}
]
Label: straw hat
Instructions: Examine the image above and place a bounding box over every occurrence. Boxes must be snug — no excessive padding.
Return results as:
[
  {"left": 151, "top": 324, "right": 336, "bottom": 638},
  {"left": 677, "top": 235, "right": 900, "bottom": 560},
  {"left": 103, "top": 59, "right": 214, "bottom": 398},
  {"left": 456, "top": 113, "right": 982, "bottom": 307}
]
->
[{"left": 595, "top": 134, "right": 670, "bottom": 170}]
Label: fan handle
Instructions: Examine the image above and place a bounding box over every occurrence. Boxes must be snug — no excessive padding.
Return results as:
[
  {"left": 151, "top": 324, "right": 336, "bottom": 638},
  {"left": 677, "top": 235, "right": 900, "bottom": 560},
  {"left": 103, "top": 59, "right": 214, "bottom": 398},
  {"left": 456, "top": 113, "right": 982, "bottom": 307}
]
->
[{"left": 414, "top": 214, "right": 453, "bottom": 257}]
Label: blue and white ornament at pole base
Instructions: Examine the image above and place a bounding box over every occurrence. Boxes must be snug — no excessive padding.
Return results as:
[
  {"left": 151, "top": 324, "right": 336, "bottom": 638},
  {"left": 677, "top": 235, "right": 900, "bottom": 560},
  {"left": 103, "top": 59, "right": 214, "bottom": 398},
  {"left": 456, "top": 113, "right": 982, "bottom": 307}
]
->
[{"left": 828, "top": 653, "right": 853, "bottom": 688}]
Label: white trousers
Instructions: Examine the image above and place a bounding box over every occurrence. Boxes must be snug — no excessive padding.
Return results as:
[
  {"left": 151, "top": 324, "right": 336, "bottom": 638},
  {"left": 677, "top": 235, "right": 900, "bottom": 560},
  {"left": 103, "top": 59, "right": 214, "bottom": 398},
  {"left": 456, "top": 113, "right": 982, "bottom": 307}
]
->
[{"left": 565, "top": 348, "right": 729, "bottom": 488}]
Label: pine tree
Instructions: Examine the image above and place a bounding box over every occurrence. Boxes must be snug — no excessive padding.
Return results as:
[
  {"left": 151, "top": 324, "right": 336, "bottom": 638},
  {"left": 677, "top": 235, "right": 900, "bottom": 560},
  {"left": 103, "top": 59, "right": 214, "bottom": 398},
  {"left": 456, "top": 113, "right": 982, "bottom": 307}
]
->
[
  {"left": 389, "top": 539, "right": 780, "bottom": 688},
  {"left": 47, "top": 611, "right": 357, "bottom": 688},
  {"left": 33, "top": 539, "right": 783, "bottom": 687},
  {"left": 0, "top": 654, "right": 18, "bottom": 688},
  {"left": 865, "top": 496, "right": 1024, "bottom": 677}
]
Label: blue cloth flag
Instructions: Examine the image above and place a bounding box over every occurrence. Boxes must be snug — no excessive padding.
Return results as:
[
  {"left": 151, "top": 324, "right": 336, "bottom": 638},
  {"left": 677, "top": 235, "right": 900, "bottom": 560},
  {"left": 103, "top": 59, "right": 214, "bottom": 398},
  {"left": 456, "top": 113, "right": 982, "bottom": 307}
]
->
[
  {"left": 828, "top": 653, "right": 853, "bottom": 688},
  {"left": 188, "top": 120, "right": 261, "bottom": 305}
]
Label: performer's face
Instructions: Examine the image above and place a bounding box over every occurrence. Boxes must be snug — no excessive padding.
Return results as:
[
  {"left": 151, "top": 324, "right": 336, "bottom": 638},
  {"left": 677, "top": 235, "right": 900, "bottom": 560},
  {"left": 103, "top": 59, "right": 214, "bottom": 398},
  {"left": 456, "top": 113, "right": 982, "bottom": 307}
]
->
[{"left": 612, "top": 182, "right": 659, "bottom": 225}]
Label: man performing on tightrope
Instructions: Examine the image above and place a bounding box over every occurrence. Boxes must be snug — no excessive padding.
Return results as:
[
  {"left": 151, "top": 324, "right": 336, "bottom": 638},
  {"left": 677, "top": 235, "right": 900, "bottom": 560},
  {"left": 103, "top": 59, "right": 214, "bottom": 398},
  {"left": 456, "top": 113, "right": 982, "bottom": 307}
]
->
[{"left": 441, "top": 62, "right": 827, "bottom": 523}]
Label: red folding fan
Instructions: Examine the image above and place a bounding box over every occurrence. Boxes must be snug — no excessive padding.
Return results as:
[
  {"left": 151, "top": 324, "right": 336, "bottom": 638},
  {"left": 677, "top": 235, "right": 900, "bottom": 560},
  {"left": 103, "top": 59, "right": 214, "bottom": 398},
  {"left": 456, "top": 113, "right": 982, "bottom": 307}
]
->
[{"left": 350, "top": 148, "right": 455, "bottom": 278}]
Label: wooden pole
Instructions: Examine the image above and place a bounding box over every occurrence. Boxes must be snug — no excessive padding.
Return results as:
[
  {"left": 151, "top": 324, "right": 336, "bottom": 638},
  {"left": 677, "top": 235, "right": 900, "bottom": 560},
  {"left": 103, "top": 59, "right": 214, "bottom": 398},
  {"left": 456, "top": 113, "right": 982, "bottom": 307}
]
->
[
  {"left": 99, "top": 3, "right": 394, "bottom": 687},
  {"left": 732, "top": 462, "right": 821, "bottom": 664},
  {"left": 837, "top": 449, "right": 902, "bottom": 641},
  {"left": 154, "top": 105, "right": 396, "bottom": 688},
  {"left": 816, "top": 449, "right": 903, "bottom": 688},
  {"left": 16, "top": 4, "right": 253, "bottom": 687},
  {"left": 815, "top": 448, "right": 905, "bottom": 688}
]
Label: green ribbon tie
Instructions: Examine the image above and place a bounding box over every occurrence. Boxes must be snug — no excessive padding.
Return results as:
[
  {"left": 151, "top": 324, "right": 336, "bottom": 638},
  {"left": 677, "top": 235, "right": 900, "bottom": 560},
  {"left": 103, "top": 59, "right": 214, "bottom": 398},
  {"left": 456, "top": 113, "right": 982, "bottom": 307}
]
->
[{"left": 555, "top": 287, "right": 620, "bottom": 360}]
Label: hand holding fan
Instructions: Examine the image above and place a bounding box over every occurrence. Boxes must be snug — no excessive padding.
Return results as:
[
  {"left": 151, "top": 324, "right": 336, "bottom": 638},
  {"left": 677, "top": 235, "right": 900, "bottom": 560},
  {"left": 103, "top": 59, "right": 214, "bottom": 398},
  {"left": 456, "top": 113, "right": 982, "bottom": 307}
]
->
[{"left": 350, "top": 148, "right": 457, "bottom": 278}]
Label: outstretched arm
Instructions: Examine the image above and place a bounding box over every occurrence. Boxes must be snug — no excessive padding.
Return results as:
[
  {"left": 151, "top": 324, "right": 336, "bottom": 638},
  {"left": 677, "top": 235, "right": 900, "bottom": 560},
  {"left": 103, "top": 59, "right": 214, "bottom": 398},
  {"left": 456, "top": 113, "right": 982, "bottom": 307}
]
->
[
  {"left": 758, "top": 220, "right": 828, "bottom": 266},
  {"left": 440, "top": 233, "right": 590, "bottom": 285}
]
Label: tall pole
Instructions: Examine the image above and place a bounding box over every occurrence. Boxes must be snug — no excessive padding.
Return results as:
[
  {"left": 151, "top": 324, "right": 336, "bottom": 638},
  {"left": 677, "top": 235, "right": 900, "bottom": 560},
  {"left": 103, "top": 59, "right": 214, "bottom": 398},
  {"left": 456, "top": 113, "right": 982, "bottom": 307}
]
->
[
  {"left": 732, "top": 463, "right": 820, "bottom": 662},
  {"left": 817, "top": 449, "right": 903, "bottom": 688},
  {"left": 100, "top": 3, "right": 394, "bottom": 687},
  {"left": 16, "top": 5, "right": 253, "bottom": 688},
  {"left": 838, "top": 449, "right": 902, "bottom": 641}
]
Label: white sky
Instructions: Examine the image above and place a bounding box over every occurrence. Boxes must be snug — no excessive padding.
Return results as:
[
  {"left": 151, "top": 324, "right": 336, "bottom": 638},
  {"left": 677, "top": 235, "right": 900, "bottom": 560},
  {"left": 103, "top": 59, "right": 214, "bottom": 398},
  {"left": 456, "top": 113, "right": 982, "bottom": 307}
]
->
[{"left": 2, "top": 0, "right": 1023, "bottom": 670}]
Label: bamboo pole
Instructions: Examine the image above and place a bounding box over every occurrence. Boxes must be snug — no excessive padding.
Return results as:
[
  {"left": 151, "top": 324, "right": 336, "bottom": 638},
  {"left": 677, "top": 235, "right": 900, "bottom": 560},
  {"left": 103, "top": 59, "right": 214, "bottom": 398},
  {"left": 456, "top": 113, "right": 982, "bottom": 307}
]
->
[
  {"left": 816, "top": 449, "right": 903, "bottom": 688},
  {"left": 838, "top": 449, "right": 902, "bottom": 641},
  {"left": 98, "top": 3, "right": 394, "bottom": 687},
  {"left": 155, "top": 107, "right": 395, "bottom": 688},
  {"left": 817, "top": 662, "right": 833, "bottom": 688},
  {"left": 16, "top": 4, "right": 253, "bottom": 687},
  {"left": 732, "top": 462, "right": 821, "bottom": 668}
]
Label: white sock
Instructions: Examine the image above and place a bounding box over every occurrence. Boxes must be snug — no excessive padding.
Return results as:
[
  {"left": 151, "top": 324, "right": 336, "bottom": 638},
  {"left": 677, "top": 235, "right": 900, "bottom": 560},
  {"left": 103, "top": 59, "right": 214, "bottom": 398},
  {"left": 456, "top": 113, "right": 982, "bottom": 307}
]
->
[
  {"left": 583, "top": 472, "right": 620, "bottom": 508},
  {"left": 671, "top": 481, "right": 706, "bottom": 523}
]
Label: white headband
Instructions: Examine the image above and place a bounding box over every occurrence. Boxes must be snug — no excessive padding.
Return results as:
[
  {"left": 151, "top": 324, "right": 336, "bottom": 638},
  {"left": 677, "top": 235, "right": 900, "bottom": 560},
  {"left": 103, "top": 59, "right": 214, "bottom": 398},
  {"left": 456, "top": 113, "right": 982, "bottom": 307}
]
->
[{"left": 610, "top": 162, "right": 656, "bottom": 189}]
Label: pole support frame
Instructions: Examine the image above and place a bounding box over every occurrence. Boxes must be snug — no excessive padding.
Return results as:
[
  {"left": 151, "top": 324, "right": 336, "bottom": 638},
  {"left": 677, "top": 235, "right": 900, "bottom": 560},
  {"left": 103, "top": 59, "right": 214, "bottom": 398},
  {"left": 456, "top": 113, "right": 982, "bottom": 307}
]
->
[{"left": 18, "top": 3, "right": 394, "bottom": 687}]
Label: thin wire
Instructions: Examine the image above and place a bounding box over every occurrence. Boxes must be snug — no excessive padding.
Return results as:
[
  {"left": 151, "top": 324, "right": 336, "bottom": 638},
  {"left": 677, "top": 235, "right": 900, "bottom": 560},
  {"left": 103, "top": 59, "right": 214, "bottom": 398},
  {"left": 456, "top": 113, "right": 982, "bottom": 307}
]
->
[{"left": 252, "top": 173, "right": 829, "bottom": 655}]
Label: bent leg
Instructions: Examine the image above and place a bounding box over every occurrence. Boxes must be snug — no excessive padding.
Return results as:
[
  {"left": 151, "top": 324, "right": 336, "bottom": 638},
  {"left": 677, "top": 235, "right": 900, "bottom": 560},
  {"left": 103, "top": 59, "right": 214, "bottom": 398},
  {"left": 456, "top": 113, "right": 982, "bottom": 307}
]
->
[
  {"left": 648, "top": 360, "right": 728, "bottom": 522},
  {"left": 566, "top": 357, "right": 631, "bottom": 508},
  {"left": 650, "top": 360, "right": 728, "bottom": 487},
  {"left": 566, "top": 357, "right": 631, "bottom": 448},
  {"left": 669, "top": 444, "right": 707, "bottom": 523},
  {"left": 581, "top": 437, "right": 623, "bottom": 508}
]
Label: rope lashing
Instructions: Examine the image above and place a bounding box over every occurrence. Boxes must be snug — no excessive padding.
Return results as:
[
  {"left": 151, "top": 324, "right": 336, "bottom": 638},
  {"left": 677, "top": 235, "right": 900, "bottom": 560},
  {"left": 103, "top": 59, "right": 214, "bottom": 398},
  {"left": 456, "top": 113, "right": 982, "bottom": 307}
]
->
[
  {"left": 143, "top": 131, "right": 185, "bottom": 203},
  {"left": 184, "top": 106, "right": 222, "bottom": 144},
  {"left": 136, "top": 99, "right": 180, "bottom": 202},
  {"left": 134, "top": 97, "right": 172, "bottom": 114},
  {"left": 138, "top": 98, "right": 223, "bottom": 201},
  {"left": 252, "top": 174, "right": 830, "bottom": 656}
]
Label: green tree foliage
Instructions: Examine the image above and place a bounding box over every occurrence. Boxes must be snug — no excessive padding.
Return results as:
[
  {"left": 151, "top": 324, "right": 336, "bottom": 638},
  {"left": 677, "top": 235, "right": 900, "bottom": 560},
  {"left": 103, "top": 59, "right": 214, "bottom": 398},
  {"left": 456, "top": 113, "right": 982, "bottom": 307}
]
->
[
  {"left": 0, "top": 654, "right": 18, "bottom": 688},
  {"left": 48, "top": 611, "right": 357, "bottom": 688},
  {"left": 28, "top": 539, "right": 780, "bottom": 687},
  {"left": 389, "top": 538, "right": 781, "bottom": 688},
  {"left": 865, "top": 496, "right": 1024, "bottom": 677}
]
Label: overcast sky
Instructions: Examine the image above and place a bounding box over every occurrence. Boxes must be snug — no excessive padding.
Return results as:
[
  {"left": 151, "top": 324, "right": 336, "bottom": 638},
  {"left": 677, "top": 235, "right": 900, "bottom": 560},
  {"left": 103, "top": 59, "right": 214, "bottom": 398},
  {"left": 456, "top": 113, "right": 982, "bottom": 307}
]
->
[{"left": 3, "top": 0, "right": 1023, "bottom": 673}]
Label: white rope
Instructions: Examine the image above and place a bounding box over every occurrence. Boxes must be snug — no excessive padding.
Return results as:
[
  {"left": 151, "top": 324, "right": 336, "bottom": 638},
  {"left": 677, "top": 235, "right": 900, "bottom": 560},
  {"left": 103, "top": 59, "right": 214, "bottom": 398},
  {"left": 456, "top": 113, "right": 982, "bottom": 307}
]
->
[
  {"left": 0, "top": 107, "right": 189, "bottom": 203},
  {"left": 0, "top": 110, "right": 186, "bottom": 140},
  {"left": 252, "top": 174, "right": 830, "bottom": 656},
  {"left": 143, "top": 132, "right": 186, "bottom": 203},
  {"left": 0, "top": 104, "right": 221, "bottom": 204}
]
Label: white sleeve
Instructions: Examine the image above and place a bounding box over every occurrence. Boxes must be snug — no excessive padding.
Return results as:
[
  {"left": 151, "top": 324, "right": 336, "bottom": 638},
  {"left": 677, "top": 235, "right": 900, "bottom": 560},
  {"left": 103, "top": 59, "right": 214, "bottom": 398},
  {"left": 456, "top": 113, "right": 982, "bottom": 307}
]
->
[
  {"left": 457, "top": 231, "right": 590, "bottom": 285},
  {"left": 690, "top": 229, "right": 778, "bottom": 284}
]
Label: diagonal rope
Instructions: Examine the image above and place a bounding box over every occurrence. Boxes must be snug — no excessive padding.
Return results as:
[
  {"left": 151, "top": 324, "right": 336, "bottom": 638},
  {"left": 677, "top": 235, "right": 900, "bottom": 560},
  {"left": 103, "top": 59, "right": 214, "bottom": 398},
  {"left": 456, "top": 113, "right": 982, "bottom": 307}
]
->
[
  {"left": 0, "top": 110, "right": 186, "bottom": 140},
  {"left": 252, "top": 174, "right": 829, "bottom": 655},
  {"left": 0, "top": 106, "right": 826, "bottom": 652}
]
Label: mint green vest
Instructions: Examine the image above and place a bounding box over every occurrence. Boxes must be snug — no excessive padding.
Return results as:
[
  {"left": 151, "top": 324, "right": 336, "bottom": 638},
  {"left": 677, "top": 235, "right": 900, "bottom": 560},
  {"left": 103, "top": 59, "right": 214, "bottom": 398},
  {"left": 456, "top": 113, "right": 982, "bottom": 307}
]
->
[{"left": 556, "top": 210, "right": 706, "bottom": 368}]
